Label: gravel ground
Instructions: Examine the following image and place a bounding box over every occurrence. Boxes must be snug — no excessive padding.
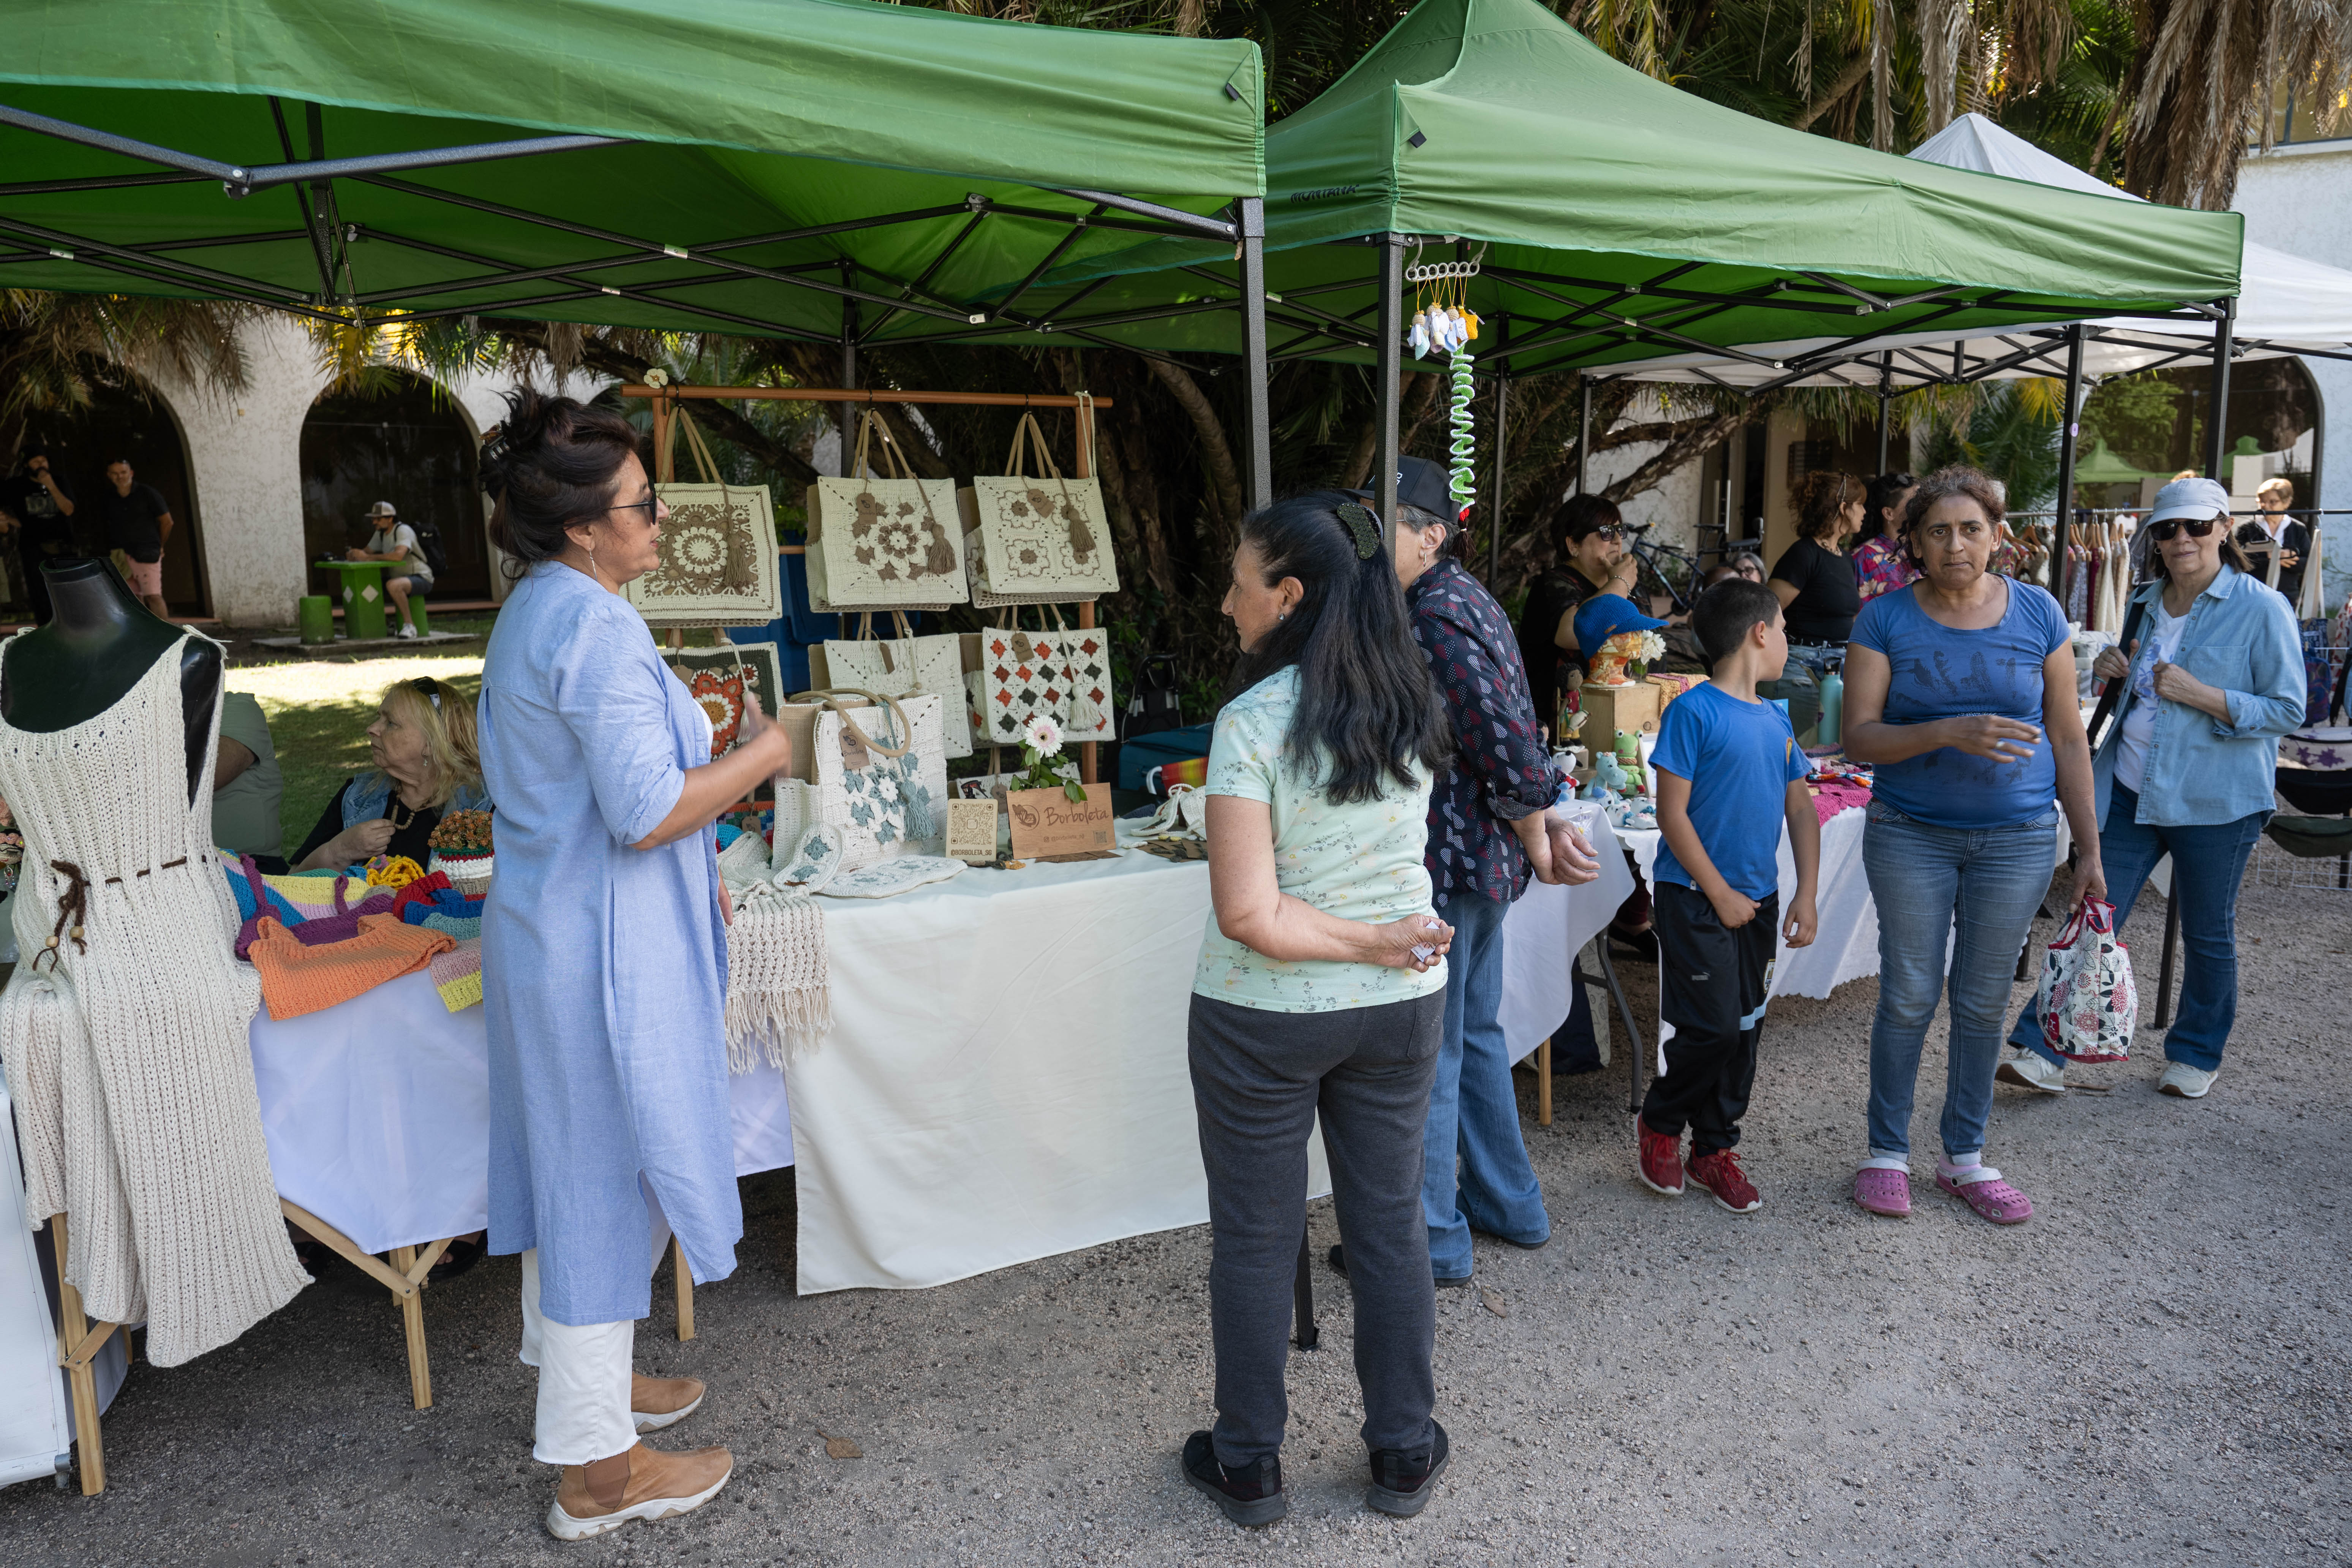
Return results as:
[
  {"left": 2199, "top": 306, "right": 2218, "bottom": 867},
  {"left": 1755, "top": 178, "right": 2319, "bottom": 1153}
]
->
[{"left": 5, "top": 863, "right": 2347, "bottom": 1566}]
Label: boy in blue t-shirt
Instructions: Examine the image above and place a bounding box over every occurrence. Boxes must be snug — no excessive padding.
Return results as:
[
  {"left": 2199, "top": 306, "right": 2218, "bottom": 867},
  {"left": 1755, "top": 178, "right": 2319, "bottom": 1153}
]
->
[{"left": 1637, "top": 580, "right": 1821, "bottom": 1214}]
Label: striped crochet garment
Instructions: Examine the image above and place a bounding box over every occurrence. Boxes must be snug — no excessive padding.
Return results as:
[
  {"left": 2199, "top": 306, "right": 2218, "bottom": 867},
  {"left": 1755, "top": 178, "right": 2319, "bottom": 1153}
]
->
[{"left": 0, "top": 633, "right": 309, "bottom": 1366}]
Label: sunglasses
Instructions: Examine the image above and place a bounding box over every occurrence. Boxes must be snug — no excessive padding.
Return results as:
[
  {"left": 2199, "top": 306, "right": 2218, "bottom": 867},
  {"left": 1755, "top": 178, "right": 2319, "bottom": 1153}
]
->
[
  {"left": 612, "top": 495, "right": 659, "bottom": 520},
  {"left": 2148, "top": 516, "right": 2219, "bottom": 542},
  {"left": 410, "top": 676, "right": 443, "bottom": 711},
  {"left": 1589, "top": 525, "right": 1625, "bottom": 542}
]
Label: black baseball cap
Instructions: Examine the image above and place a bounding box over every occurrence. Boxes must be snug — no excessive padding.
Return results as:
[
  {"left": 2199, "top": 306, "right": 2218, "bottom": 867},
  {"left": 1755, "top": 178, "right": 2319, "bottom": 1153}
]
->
[{"left": 1346, "top": 455, "right": 1461, "bottom": 522}]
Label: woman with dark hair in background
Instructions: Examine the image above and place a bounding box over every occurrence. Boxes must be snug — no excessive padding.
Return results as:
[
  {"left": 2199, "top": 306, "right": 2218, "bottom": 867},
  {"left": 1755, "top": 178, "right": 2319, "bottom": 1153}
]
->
[
  {"left": 1851, "top": 471, "right": 1920, "bottom": 604},
  {"left": 1515, "top": 493, "right": 1638, "bottom": 740},
  {"left": 475, "top": 389, "right": 790, "bottom": 1540},
  {"left": 1763, "top": 471, "right": 1867, "bottom": 735},
  {"left": 1183, "top": 490, "right": 1457, "bottom": 1527}
]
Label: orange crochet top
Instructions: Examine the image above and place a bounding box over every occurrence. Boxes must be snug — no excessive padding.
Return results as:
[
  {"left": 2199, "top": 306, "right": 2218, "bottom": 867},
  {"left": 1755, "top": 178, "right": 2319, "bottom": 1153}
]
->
[{"left": 248, "top": 914, "right": 456, "bottom": 1021}]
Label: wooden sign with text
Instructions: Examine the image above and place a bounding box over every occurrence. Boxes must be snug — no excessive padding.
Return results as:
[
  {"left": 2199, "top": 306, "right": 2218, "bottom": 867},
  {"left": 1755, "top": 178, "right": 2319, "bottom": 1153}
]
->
[{"left": 1005, "top": 784, "right": 1116, "bottom": 859}]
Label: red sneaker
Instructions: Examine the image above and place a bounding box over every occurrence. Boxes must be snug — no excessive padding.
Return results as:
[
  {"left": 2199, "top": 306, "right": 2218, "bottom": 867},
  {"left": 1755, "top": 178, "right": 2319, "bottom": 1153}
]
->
[
  {"left": 1685, "top": 1148, "right": 1761, "bottom": 1214},
  {"left": 1636, "top": 1119, "right": 1684, "bottom": 1196}
]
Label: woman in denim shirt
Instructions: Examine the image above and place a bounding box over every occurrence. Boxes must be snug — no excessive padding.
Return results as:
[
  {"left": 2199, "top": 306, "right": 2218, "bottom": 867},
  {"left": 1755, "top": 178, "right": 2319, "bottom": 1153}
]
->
[
  {"left": 1840, "top": 468, "right": 2104, "bottom": 1225},
  {"left": 2001, "top": 477, "right": 2304, "bottom": 1102}
]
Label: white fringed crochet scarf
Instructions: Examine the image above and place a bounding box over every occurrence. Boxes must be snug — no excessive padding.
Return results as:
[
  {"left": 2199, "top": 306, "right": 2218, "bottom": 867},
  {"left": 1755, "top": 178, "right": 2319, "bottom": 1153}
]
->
[{"left": 718, "top": 831, "right": 831, "bottom": 1071}]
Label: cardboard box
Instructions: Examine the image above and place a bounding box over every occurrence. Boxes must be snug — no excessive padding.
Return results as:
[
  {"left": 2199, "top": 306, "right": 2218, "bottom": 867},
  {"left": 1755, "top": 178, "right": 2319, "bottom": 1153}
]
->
[{"left": 1576, "top": 680, "right": 1663, "bottom": 748}]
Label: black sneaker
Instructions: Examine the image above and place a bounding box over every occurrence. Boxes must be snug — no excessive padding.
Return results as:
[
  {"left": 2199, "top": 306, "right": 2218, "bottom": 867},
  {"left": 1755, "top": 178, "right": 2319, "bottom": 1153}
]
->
[
  {"left": 1181, "top": 1430, "right": 1287, "bottom": 1526},
  {"left": 1328, "top": 1244, "right": 1473, "bottom": 1288},
  {"left": 1366, "top": 1419, "right": 1449, "bottom": 1517}
]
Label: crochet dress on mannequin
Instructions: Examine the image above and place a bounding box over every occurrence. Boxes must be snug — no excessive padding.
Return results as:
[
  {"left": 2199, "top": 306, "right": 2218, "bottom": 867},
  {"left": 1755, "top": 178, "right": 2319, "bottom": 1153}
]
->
[{"left": 0, "top": 630, "right": 308, "bottom": 1366}]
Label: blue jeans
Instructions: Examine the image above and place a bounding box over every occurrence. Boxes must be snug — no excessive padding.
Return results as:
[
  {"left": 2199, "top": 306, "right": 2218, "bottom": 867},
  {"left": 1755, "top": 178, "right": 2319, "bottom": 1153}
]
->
[
  {"left": 1421, "top": 892, "right": 1547, "bottom": 1276},
  {"left": 2009, "top": 784, "right": 2267, "bottom": 1074},
  {"left": 1863, "top": 802, "right": 2055, "bottom": 1160}
]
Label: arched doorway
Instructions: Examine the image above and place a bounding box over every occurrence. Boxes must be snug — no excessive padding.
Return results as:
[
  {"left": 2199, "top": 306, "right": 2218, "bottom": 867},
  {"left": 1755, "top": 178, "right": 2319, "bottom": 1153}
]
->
[
  {"left": 300, "top": 374, "right": 487, "bottom": 601},
  {"left": 14, "top": 372, "right": 208, "bottom": 617}
]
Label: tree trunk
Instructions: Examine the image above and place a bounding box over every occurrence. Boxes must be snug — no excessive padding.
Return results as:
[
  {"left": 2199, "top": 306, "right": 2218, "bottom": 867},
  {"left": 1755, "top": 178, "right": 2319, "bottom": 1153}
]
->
[
  {"left": 1792, "top": 52, "right": 1873, "bottom": 132},
  {"left": 1146, "top": 358, "right": 1244, "bottom": 537},
  {"left": 1342, "top": 371, "right": 1437, "bottom": 490},
  {"left": 1598, "top": 406, "right": 1751, "bottom": 509}
]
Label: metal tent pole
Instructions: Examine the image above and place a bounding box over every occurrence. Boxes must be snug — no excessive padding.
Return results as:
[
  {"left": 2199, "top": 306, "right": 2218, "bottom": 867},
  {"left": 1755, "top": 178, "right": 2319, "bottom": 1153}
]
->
[
  {"left": 1576, "top": 374, "right": 1593, "bottom": 494},
  {"left": 1375, "top": 234, "right": 1404, "bottom": 521},
  {"left": 1875, "top": 354, "right": 1892, "bottom": 474},
  {"left": 1488, "top": 375, "right": 1511, "bottom": 582},
  {"left": 839, "top": 263, "right": 859, "bottom": 469},
  {"left": 2053, "top": 324, "right": 2084, "bottom": 601},
  {"left": 1239, "top": 197, "right": 1273, "bottom": 511},
  {"left": 2204, "top": 298, "right": 2236, "bottom": 480}
]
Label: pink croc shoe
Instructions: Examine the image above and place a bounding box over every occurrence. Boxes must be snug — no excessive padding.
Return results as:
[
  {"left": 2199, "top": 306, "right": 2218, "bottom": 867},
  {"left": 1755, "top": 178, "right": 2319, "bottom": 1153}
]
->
[
  {"left": 1936, "top": 1167, "right": 2033, "bottom": 1225},
  {"left": 1853, "top": 1167, "right": 1910, "bottom": 1218}
]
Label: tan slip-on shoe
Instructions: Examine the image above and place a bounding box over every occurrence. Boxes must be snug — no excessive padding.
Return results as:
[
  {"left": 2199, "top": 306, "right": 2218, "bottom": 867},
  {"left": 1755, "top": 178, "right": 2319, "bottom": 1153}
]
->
[
  {"left": 547, "top": 1441, "right": 733, "bottom": 1541},
  {"left": 631, "top": 1373, "right": 705, "bottom": 1433}
]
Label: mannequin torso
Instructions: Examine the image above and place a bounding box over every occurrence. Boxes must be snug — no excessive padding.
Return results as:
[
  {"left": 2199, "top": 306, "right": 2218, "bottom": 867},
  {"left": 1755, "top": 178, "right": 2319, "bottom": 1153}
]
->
[{"left": 0, "top": 558, "right": 218, "bottom": 804}]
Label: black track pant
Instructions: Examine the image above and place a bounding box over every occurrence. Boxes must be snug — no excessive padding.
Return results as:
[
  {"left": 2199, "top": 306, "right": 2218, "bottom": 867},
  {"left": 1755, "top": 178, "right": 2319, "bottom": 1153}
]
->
[{"left": 1641, "top": 880, "right": 1776, "bottom": 1155}]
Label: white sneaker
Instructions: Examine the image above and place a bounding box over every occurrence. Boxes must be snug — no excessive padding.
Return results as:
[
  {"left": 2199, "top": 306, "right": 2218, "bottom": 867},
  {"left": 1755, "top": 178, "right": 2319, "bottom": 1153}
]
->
[
  {"left": 2157, "top": 1061, "right": 2218, "bottom": 1099},
  {"left": 1995, "top": 1047, "right": 2068, "bottom": 1094},
  {"left": 396, "top": 621, "right": 419, "bottom": 639}
]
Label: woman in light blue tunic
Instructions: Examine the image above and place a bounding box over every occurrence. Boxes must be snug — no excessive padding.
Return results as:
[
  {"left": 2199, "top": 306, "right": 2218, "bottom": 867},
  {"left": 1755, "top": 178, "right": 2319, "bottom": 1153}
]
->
[{"left": 473, "top": 391, "right": 791, "bottom": 1540}]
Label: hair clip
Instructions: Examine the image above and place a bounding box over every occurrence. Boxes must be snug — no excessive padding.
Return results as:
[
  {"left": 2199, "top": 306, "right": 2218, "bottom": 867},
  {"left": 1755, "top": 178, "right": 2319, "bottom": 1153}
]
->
[
  {"left": 477, "top": 424, "right": 511, "bottom": 496},
  {"left": 1336, "top": 501, "right": 1381, "bottom": 561}
]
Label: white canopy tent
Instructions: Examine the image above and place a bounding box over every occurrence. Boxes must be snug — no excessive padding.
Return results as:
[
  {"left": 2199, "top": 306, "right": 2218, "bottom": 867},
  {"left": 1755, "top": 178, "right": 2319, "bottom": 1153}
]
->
[{"left": 1603, "top": 114, "right": 2352, "bottom": 392}]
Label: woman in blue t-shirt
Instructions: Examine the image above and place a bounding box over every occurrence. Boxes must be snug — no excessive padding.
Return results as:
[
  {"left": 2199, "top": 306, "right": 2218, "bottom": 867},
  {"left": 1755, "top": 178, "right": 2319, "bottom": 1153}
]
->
[{"left": 1840, "top": 468, "right": 2105, "bottom": 1226}]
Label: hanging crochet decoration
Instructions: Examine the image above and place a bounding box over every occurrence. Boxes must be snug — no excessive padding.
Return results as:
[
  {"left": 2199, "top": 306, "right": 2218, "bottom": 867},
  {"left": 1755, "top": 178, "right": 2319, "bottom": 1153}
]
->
[{"left": 1403, "top": 243, "right": 1485, "bottom": 521}]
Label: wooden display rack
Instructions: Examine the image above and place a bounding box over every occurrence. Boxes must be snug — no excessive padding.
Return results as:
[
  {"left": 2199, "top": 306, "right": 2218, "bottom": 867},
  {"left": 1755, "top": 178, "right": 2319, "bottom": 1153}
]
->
[
  {"left": 629, "top": 383, "right": 1114, "bottom": 786},
  {"left": 49, "top": 1202, "right": 463, "bottom": 1496}
]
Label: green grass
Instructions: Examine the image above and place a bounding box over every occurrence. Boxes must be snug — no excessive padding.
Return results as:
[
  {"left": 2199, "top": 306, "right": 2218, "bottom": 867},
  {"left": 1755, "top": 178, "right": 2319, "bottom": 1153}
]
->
[{"left": 229, "top": 653, "right": 485, "bottom": 861}]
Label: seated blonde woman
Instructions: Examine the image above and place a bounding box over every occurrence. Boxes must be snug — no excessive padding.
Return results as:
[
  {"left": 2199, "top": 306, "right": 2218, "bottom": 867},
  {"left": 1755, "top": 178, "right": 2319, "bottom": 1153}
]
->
[{"left": 292, "top": 675, "right": 491, "bottom": 871}]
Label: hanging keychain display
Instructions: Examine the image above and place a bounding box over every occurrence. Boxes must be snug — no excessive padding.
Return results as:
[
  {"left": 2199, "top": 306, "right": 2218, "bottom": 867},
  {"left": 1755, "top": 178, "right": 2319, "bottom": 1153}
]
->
[{"left": 1403, "top": 243, "right": 1484, "bottom": 519}]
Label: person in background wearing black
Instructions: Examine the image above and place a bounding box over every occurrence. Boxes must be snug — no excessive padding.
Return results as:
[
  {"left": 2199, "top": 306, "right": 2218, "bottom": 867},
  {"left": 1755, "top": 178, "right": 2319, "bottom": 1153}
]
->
[
  {"left": 1514, "top": 494, "right": 1638, "bottom": 742},
  {"left": 2239, "top": 476, "right": 2308, "bottom": 610},
  {"left": 100, "top": 457, "right": 175, "bottom": 619},
  {"left": 0, "top": 450, "right": 79, "bottom": 623},
  {"left": 1763, "top": 470, "right": 1865, "bottom": 735}
]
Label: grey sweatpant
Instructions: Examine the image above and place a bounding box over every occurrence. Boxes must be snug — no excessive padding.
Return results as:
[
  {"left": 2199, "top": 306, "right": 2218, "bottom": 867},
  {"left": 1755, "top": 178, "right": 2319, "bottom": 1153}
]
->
[{"left": 1188, "top": 989, "right": 1445, "bottom": 1468}]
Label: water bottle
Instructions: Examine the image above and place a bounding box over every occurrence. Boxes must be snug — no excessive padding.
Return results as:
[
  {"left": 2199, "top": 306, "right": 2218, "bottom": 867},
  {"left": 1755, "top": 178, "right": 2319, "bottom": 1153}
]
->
[{"left": 1818, "top": 663, "right": 1845, "bottom": 748}]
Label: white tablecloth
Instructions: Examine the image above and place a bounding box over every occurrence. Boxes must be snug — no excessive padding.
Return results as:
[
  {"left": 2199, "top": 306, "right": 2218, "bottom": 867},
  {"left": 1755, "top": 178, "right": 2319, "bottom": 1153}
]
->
[
  {"left": 757, "top": 851, "right": 1329, "bottom": 1296},
  {"left": 1495, "top": 813, "right": 1638, "bottom": 1062},
  {"left": 251, "top": 851, "right": 1333, "bottom": 1298},
  {"left": 251, "top": 971, "right": 793, "bottom": 1259}
]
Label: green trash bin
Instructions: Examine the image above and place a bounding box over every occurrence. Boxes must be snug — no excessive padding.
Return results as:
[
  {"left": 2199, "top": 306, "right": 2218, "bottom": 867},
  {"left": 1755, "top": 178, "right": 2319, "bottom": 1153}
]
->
[{"left": 297, "top": 595, "right": 335, "bottom": 645}]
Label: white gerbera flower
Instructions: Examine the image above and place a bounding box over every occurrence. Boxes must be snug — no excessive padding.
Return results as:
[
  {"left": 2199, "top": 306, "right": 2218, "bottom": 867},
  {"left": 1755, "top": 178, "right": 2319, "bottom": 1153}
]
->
[{"left": 1023, "top": 713, "right": 1064, "bottom": 756}]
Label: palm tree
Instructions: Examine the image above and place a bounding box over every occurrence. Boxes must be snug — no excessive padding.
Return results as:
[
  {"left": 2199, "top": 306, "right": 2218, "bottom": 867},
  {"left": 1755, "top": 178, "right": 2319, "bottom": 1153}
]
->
[{"left": 0, "top": 291, "right": 253, "bottom": 466}]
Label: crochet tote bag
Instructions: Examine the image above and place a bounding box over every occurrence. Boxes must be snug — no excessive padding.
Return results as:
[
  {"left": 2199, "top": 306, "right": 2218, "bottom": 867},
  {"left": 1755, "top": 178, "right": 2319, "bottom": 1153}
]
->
[
  {"left": 806, "top": 689, "right": 948, "bottom": 868},
  {"left": 957, "top": 413, "right": 1118, "bottom": 606},
  {"left": 966, "top": 607, "right": 1115, "bottom": 751},
  {"left": 820, "top": 611, "right": 974, "bottom": 760},
  {"left": 628, "top": 409, "right": 782, "bottom": 627},
  {"left": 806, "top": 412, "right": 966, "bottom": 613}
]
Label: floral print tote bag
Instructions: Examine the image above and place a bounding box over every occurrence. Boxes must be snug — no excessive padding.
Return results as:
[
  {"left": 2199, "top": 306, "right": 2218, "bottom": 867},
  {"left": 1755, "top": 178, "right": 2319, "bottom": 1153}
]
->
[
  {"left": 806, "top": 413, "right": 967, "bottom": 613},
  {"left": 2034, "top": 898, "right": 2136, "bottom": 1063}
]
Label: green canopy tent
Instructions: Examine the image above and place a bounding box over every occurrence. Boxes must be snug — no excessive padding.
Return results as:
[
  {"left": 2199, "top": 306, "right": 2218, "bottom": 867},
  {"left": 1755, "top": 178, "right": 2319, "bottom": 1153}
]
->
[
  {"left": 905, "top": 0, "right": 2241, "bottom": 530},
  {"left": 0, "top": 0, "right": 1275, "bottom": 496}
]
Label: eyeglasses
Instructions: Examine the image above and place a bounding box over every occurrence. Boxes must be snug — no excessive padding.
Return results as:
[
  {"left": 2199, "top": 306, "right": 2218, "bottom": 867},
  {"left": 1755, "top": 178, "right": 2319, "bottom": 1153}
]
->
[
  {"left": 612, "top": 496, "right": 659, "bottom": 520},
  {"left": 409, "top": 676, "right": 443, "bottom": 711},
  {"left": 2148, "top": 516, "right": 2219, "bottom": 542}
]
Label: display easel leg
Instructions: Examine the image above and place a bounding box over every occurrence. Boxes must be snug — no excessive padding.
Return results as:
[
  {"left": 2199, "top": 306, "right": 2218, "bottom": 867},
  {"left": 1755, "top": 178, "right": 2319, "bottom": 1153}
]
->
[
  {"left": 1536, "top": 1037, "right": 1553, "bottom": 1127},
  {"left": 279, "top": 1201, "right": 450, "bottom": 1410},
  {"left": 673, "top": 1237, "right": 695, "bottom": 1342},
  {"left": 53, "top": 1213, "right": 109, "bottom": 1495},
  {"left": 1290, "top": 1225, "right": 1317, "bottom": 1351},
  {"left": 2154, "top": 893, "right": 2181, "bottom": 1030}
]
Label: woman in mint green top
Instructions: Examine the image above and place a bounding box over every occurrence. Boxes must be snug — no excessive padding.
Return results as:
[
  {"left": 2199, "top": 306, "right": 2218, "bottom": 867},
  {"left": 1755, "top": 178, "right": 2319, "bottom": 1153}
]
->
[{"left": 1181, "top": 492, "right": 1459, "bottom": 1528}]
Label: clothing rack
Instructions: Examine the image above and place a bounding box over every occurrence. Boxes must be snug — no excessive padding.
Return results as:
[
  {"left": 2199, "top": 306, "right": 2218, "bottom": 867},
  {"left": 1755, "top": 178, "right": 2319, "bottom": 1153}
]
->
[{"left": 624, "top": 383, "right": 1114, "bottom": 788}]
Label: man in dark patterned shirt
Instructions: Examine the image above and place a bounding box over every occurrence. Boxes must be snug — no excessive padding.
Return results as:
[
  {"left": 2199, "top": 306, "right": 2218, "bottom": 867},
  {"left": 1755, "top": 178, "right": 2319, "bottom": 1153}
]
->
[{"left": 1341, "top": 459, "right": 1597, "bottom": 1287}]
